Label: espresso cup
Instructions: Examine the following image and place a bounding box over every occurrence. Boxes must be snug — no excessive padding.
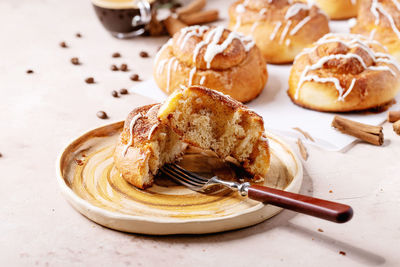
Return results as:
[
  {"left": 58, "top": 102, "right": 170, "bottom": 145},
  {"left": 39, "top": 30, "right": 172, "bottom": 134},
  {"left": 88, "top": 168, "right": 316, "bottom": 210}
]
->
[{"left": 92, "top": 0, "right": 157, "bottom": 39}]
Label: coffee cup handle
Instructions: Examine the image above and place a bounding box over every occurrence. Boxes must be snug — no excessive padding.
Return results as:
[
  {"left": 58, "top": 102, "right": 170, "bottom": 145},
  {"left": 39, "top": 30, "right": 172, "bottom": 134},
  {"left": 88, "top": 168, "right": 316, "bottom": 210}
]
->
[{"left": 111, "top": 0, "right": 152, "bottom": 39}]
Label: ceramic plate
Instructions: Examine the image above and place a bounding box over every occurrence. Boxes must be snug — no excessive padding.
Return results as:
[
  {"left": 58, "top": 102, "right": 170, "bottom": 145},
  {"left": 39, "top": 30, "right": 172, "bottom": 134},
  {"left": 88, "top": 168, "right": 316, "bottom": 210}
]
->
[{"left": 56, "top": 121, "right": 303, "bottom": 235}]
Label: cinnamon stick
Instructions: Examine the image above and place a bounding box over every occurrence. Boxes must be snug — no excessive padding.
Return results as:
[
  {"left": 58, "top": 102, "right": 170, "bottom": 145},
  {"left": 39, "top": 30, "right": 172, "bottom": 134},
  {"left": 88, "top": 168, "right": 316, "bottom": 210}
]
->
[
  {"left": 296, "top": 139, "right": 308, "bottom": 160},
  {"left": 388, "top": 110, "right": 400, "bottom": 123},
  {"left": 163, "top": 16, "right": 187, "bottom": 36},
  {"left": 332, "top": 116, "right": 384, "bottom": 146},
  {"left": 179, "top": 10, "right": 219, "bottom": 26},
  {"left": 176, "top": 0, "right": 206, "bottom": 16},
  {"left": 393, "top": 121, "right": 400, "bottom": 135}
]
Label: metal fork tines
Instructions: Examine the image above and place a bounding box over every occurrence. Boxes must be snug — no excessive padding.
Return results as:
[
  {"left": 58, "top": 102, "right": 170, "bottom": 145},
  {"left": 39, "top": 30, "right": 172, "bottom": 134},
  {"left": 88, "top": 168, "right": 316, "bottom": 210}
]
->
[
  {"left": 160, "top": 164, "right": 250, "bottom": 195},
  {"left": 160, "top": 163, "right": 208, "bottom": 191}
]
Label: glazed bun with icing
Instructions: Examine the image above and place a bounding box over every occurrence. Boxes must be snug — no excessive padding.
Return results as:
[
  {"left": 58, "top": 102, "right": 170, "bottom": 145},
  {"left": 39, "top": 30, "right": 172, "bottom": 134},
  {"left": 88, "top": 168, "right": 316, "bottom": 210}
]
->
[
  {"left": 351, "top": 0, "right": 400, "bottom": 62},
  {"left": 288, "top": 33, "right": 400, "bottom": 112},
  {"left": 114, "top": 104, "right": 186, "bottom": 189},
  {"left": 153, "top": 25, "right": 268, "bottom": 103},
  {"left": 158, "top": 86, "right": 270, "bottom": 180},
  {"left": 300, "top": 0, "right": 359, "bottom": 19},
  {"left": 228, "top": 0, "right": 330, "bottom": 64}
]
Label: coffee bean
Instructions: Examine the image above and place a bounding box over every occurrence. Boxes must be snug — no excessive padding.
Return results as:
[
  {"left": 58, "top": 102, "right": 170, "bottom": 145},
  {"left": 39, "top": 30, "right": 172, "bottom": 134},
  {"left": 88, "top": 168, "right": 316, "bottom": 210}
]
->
[
  {"left": 139, "top": 51, "right": 149, "bottom": 58},
  {"left": 110, "top": 64, "right": 118, "bottom": 71},
  {"left": 111, "top": 90, "right": 119, "bottom": 98},
  {"left": 85, "top": 77, "right": 95, "bottom": 84},
  {"left": 130, "top": 74, "right": 139, "bottom": 81},
  {"left": 119, "top": 88, "right": 128, "bottom": 95},
  {"left": 26, "top": 69, "right": 34, "bottom": 74},
  {"left": 120, "top": 63, "right": 128, "bottom": 72},
  {"left": 96, "top": 111, "right": 108, "bottom": 119},
  {"left": 76, "top": 33, "right": 82, "bottom": 38},
  {"left": 112, "top": 52, "right": 121, "bottom": 58},
  {"left": 0, "top": 153, "right": 2, "bottom": 158},
  {"left": 60, "top": 41, "right": 68, "bottom": 48},
  {"left": 71, "top": 57, "right": 80, "bottom": 65}
]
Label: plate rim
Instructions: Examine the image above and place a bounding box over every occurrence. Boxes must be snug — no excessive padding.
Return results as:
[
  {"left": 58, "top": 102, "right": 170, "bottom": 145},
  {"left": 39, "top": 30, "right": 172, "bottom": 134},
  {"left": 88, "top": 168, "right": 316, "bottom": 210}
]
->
[{"left": 56, "top": 121, "right": 303, "bottom": 230}]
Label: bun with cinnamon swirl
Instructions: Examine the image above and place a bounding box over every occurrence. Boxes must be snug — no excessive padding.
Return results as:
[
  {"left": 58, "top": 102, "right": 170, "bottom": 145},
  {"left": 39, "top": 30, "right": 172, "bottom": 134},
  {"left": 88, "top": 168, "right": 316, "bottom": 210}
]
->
[
  {"left": 300, "top": 0, "right": 359, "bottom": 20},
  {"left": 153, "top": 25, "right": 268, "bottom": 103},
  {"left": 114, "top": 104, "right": 185, "bottom": 189},
  {"left": 228, "top": 0, "right": 330, "bottom": 64},
  {"left": 351, "top": 0, "right": 400, "bottom": 62},
  {"left": 288, "top": 33, "right": 400, "bottom": 112}
]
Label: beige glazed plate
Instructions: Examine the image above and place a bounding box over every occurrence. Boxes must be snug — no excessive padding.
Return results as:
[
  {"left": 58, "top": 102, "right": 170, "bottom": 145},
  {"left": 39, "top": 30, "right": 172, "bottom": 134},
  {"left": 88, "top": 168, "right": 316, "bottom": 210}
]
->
[{"left": 56, "top": 121, "right": 303, "bottom": 235}]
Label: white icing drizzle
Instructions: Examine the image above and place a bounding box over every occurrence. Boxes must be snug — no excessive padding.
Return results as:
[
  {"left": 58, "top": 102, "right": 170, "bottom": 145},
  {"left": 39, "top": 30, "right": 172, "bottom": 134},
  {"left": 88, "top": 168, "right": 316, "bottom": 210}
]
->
[
  {"left": 236, "top": 3, "right": 246, "bottom": 13},
  {"left": 147, "top": 124, "right": 158, "bottom": 140},
  {"left": 370, "top": 0, "right": 400, "bottom": 39},
  {"left": 350, "top": 0, "right": 356, "bottom": 5},
  {"left": 310, "top": 53, "right": 368, "bottom": 70},
  {"left": 157, "top": 59, "right": 168, "bottom": 75},
  {"left": 233, "top": 15, "right": 242, "bottom": 31},
  {"left": 146, "top": 104, "right": 160, "bottom": 116},
  {"left": 200, "top": 76, "right": 206, "bottom": 85},
  {"left": 294, "top": 33, "right": 400, "bottom": 101},
  {"left": 270, "top": 21, "right": 282, "bottom": 40},
  {"left": 369, "top": 65, "right": 396, "bottom": 75},
  {"left": 122, "top": 114, "right": 142, "bottom": 156},
  {"left": 166, "top": 58, "right": 175, "bottom": 92},
  {"left": 286, "top": 39, "right": 291, "bottom": 46},
  {"left": 250, "top": 8, "right": 267, "bottom": 34},
  {"left": 290, "top": 16, "right": 311, "bottom": 35},
  {"left": 369, "top": 28, "right": 377, "bottom": 40},
  {"left": 188, "top": 67, "right": 196, "bottom": 86},
  {"left": 173, "top": 59, "right": 179, "bottom": 72},
  {"left": 203, "top": 26, "right": 254, "bottom": 68},
  {"left": 341, "top": 78, "right": 356, "bottom": 100},
  {"left": 154, "top": 39, "right": 172, "bottom": 66},
  {"left": 279, "top": 20, "right": 292, "bottom": 44},
  {"left": 178, "top": 25, "right": 208, "bottom": 49},
  {"left": 285, "top": 3, "right": 309, "bottom": 19}
]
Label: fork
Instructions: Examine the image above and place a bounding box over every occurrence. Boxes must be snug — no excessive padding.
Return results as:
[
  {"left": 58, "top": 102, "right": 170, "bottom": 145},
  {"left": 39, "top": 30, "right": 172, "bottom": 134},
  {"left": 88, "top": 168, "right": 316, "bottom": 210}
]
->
[{"left": 161, "top": 164, "right": 353, "bottom": 223}]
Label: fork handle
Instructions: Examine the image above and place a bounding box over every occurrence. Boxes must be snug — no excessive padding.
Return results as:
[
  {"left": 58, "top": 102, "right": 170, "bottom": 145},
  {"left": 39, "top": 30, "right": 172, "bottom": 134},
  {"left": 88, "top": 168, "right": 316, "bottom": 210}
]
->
[{"left": 247, "top": 185, "right": 353, "bottom": 223}]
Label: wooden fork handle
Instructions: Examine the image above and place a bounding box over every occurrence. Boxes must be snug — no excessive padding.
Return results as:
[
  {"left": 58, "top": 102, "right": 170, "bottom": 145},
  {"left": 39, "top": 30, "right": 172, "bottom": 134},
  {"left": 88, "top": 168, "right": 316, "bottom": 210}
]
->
[{"left": 248, "top": 185, "right": 353, "bottom": 223}]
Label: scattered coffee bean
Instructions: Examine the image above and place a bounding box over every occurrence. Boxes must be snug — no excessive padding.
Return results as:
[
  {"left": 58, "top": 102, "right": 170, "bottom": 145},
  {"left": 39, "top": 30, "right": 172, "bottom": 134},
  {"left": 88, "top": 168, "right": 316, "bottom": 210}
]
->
[
  {"left": 111, "top": 90, "right": 119, "bottom": 98},
  {"left": 339, "top": 251, "right": 346, "bottom": 256},
  {"left": 120, "top": 63, "right": 128, "bottom": 71},
  {"left": 110, "top": 64, "right": 118, "bottom": 71},
  {"left": 317, "top": 228, "right": 324, "bottom": 232},
  {"left": 96, "top": 111, "right": 108, "bottom": 119},
  {"left": 139, "top": 51, "right": 149, "bottom": 58},
  {"left": 71, "top": 57, "right": 80, "bottom": 65},
  {"left": 85, "top": 77, "right": 95, "bottom": 84},
  {"left": 130, "top": 74, "right": 139, "bottom": 81},
  {"left": 76, "top": 32, "right": 82, "bottom": 38},
  {"left": 329, "top": 190, "right": 333, "bottom": 193},
  {"left": 60, "top": 41, "right": 68, "bottom": 48},
  {"left": 119, "top": 88, "right": 128, "bottom": 95},
  {"left": 26, "top": 69, "right": 34, "bottom": 74},
  {"left": 0, "top": 153, "right": 2, "bottom": 158},
  {"left": 112, "top": 52, "right": 121, "bottom": 58}
]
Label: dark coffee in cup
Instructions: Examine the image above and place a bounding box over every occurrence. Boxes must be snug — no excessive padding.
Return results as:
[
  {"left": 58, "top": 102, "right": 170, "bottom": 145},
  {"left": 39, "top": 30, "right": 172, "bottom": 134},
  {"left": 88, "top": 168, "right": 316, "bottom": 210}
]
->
[{"left": 92, "top": 0, "right": 157, "bottom": 38}]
